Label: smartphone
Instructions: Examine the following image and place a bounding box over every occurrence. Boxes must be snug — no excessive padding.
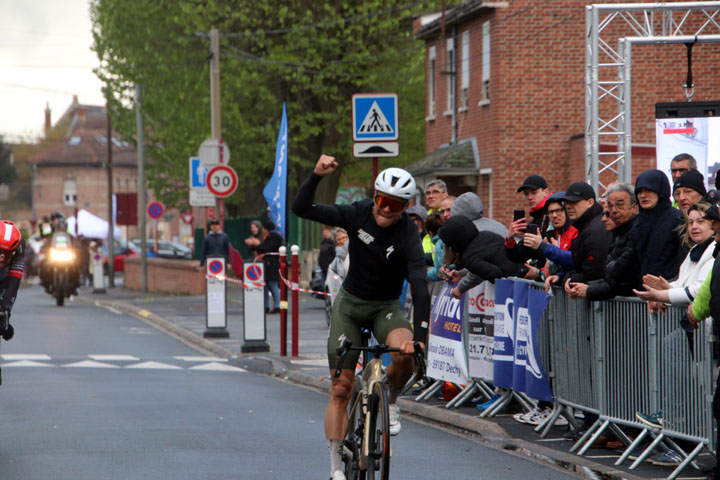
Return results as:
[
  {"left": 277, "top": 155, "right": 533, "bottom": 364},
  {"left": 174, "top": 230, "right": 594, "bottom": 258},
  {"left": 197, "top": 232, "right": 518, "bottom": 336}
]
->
[
  {"left": 526, "top": 223, "right": 539, "bottom": 235},
  {"left": 513, "top": 209, "right": 526, "bottom": 222}
]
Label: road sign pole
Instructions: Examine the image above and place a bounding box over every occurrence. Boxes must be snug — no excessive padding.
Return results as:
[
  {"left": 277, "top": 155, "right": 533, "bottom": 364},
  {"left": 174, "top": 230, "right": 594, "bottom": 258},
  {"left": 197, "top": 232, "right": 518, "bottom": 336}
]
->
[
  {"left": 373, "top": 157, "right": 378, "bottom": 183},
  {"left": 154, "top": 221, "right": 158, "bottom": 254},
  {"left": 291, "top": 245, "right": 299, "bottom": 357},
  {"left": 204, "top": 255, "right": 230, "bottom": 339},
  {"left": 241, "top": 261, "right": 270, "bottom": 353},
  {"left": 279, "top": 246, "right": 287, "bottom": 356}
]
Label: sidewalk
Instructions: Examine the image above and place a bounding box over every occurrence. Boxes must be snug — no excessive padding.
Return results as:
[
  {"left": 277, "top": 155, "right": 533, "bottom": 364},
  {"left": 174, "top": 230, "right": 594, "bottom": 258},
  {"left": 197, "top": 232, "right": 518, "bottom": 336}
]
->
[{"left": 76, "top": 283, "right": 714, "bottom": 480}]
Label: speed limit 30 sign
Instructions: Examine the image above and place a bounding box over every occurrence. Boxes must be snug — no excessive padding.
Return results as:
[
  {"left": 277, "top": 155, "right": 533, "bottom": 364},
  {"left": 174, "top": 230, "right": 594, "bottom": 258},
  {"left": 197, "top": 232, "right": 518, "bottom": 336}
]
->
[{"left": 206, "top": 165, "right": 238, "bottom": 198}]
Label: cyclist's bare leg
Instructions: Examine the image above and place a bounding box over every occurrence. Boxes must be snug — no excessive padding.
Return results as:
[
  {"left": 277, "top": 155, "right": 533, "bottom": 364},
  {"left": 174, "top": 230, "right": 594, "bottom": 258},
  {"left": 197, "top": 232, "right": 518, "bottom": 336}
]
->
[
  {"left": 325, "top": 368, "right": 354, "bottom": 439},
  {"left": 385, "top": 327, "right": 414, "bottom": 392}
]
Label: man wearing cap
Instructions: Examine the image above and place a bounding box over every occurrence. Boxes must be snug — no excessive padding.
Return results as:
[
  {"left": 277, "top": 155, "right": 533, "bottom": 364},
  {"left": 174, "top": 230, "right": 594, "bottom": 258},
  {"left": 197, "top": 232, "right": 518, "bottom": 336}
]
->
[
  {"left": 685, "top": 203, "right": 720, "bottom": 480},
  {"left": 546, "top": 182, "right": 612, "bottom": 293},
  {"left": 505, "top": 175, "right": 552, "bottom": 275},
  {"left": 673, "top": 169, "right": 707, "bottom": 213}
]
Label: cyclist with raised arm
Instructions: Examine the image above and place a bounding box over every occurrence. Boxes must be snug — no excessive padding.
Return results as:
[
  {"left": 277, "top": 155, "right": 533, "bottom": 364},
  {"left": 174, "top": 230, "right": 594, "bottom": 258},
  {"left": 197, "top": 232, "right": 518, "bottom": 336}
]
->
[
  {"left": 0, "top": 221, "right": 25, "bottom": 347},
  {"left": 292, "top": 155, "right": 430, "bottom": 480}
]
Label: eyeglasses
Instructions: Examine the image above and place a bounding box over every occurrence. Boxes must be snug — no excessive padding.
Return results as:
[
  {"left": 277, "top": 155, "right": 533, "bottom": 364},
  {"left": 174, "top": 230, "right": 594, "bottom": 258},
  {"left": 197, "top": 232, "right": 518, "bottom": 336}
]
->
[
  {"left": 547, "top": 207, "right": 564, "bottom": 216},
  {"left": 374, "top": 194, "right": 408, "bottom": 213},
  {"left": 606, "top": 202, "right": 630, "bottom": 211},
  {"left": 670, "top": 168, "right": 690, "bottom": 175},
  {"left": 602, "top": 211, "right": 611, "bottom": 217},
  {"left": 425, "top": 189, "right": 443, "bottom": 196},
  {"left": 440, "top": 208, "right": 452, "bottom": 214}
]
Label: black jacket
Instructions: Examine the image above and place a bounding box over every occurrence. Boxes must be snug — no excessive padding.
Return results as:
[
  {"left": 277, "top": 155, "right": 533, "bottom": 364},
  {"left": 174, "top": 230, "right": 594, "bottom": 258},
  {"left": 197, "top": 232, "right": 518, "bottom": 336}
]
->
[
  {"left": 506, "top": 193, "right": 552, "bottom": 266},
  {"left": 254, "top": 230, "right": 284, "bottom": 282},
  {"left": 318, "top": 237, "right": 335, "bottom": 273},
  {"left": 586, "top": 214, "right": 640, "bottom": 300},
  {"left": 565, "top": 202, "right": 612, "bottom": 284},
  {"left": 200, "top": 232, "right": 230, "bottom": 266},
  {"left": 438, "top": 216, "right": 522, "bottom": 282},
  {"left": 631, "top": 169, "right": 684, "bottom": 279}
]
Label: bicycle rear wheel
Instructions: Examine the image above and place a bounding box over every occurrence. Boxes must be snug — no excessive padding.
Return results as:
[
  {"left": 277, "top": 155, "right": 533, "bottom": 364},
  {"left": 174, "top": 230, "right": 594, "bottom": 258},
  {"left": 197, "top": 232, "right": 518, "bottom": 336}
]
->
[
  {"left": 344, "top": 375, "right": 363, "bottom": 480},
  {"left": 367, "top": 382, "right": 390, "bottom": 480}
]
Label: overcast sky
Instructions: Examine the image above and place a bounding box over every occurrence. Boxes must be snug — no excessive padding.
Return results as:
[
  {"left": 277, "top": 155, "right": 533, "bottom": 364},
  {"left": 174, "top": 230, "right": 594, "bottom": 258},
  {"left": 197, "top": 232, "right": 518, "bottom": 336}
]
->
[{"left": 0, "top": 0, "right": 104, "bottom": 143}]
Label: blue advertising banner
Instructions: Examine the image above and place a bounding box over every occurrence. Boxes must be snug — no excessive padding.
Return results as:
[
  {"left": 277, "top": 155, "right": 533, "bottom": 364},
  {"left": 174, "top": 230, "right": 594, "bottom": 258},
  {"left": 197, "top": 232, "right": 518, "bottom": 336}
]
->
[
  {"left": 492, "top": 279, "right": 515, "bottom": 388},
  {"left": 263, "top": 102, "right": 288, "bottom": 237},
  {"left": 525, "top": 288, "right": 553, "bottom": 402},
  {"left": 427, "top": 282, "right": 468, "bottom": 384},
  {"left": 511, "top": 281, "right": 530, "bottom": 393}
]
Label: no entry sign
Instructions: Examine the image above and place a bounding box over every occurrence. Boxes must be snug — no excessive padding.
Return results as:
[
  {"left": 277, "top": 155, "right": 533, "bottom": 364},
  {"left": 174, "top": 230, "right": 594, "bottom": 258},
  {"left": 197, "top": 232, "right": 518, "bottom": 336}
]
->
[{"left": 207, "top": 165, "right": 238, "bottom": 198}]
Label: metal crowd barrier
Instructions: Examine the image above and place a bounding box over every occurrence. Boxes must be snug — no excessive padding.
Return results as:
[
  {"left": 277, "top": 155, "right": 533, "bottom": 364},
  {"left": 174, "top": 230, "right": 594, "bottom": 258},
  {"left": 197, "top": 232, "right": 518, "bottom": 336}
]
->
[{"left": 414, "top": 280, "right": 716, "bottom": 479}]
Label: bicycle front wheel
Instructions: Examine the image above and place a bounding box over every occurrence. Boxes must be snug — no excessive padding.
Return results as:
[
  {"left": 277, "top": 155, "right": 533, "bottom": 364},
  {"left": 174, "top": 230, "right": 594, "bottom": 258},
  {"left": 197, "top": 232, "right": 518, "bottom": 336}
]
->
[{"left": 367, "top": 382, "right": 390, "bottom": 480}]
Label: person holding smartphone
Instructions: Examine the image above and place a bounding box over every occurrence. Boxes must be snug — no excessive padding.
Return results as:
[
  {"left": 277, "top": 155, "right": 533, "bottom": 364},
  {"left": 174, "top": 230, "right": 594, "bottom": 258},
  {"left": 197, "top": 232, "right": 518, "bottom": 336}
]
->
[{"left": 505, "top": 175, "right": 553, "bottom": 278}]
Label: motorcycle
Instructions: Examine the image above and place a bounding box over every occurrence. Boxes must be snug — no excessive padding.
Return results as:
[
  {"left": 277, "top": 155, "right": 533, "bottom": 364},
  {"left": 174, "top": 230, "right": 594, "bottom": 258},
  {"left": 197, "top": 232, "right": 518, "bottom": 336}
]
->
[{"left": 44, "top": 232, "right": 78, "bottom": 306}]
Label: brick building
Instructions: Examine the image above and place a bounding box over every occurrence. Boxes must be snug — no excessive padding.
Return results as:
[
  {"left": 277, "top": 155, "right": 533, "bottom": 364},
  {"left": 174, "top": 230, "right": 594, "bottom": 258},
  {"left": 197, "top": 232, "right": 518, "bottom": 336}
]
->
[
  {"left": 411, "top": 0, "right": 720, "bottom": 223},
  {"left": 28, "top": 97, "right": 185, "bottom": 243}
]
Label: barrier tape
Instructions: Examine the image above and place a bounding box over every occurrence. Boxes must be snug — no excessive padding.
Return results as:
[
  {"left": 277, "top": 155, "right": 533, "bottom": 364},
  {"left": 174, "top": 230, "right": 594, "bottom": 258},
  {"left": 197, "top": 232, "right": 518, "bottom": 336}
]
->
[{"left": 206, "top": 271, "right": 337, "bottom": 298}]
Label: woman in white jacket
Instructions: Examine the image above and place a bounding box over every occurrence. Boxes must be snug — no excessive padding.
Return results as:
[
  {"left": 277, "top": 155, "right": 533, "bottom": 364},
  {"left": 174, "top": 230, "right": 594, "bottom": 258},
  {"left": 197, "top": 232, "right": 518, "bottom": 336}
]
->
[
  {"left": 634, "top": 202, "right": 715, "bottom": 308},
  {"left": 632, "top": 201, "right": 714, "bottom": 436}
]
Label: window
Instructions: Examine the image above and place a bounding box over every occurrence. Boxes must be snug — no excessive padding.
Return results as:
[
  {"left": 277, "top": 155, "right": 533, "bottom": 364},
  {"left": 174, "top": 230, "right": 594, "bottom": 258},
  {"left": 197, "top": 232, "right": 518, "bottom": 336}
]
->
[
  {"left": 445, "top": 38, "right": 455, "bottom": 116},
  {"left": 427, "top": 46, "right": 436, "bottom": 120},
  {"left": 480, "top": 21, "right": 491, "bottom": 105},
  {"left": 62, "top": 178, "right": 77, "bottom": 206},
  {"left": 68, "top": 136, "right": 81, "bottom": 146},
  {"left": 460, "top": 31, "right": 470, "bottom": 110}
]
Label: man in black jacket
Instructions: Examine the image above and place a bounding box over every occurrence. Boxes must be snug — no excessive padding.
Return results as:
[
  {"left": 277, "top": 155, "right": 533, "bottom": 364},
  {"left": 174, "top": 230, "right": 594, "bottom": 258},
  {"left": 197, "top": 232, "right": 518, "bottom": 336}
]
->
[
  {"left": 200, "top": 219, "right": 230, "bottom": 267},
  {"left": 566, "top": 182, "right": 639, "bottom": 300},
  {"left": 546, "top": 182, "right": 612, "bottom": 291},
  {"left": 549, "top": 181, "right": 612, "bottom": 441}
]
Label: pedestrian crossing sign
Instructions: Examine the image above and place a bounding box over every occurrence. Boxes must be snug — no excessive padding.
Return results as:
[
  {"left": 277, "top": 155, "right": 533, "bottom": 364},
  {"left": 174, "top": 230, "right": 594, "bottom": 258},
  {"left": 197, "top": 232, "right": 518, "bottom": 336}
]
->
[{"left": 352, "top": 93, "right": 398, "bottom": 141}]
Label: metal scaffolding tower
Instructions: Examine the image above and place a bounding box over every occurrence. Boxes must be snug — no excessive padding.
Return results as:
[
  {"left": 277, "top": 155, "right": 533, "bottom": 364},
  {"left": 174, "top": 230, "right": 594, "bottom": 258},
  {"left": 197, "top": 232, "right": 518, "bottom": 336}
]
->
[{"left": 585, "top": 1, "right": 720, "bottom": 192}]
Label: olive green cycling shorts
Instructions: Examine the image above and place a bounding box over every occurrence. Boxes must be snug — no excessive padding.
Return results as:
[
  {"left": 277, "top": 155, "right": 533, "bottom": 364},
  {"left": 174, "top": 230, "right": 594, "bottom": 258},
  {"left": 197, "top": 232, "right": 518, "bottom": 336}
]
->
[{"left": 327, "top": 288, "right": 412, "bottom": 371}]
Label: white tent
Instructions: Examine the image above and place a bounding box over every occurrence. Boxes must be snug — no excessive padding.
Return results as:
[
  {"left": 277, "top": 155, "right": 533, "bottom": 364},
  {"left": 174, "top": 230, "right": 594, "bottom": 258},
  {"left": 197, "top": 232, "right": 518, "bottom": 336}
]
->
[{"left": 67, "top": 209, "right": 122, "bottom": 239}]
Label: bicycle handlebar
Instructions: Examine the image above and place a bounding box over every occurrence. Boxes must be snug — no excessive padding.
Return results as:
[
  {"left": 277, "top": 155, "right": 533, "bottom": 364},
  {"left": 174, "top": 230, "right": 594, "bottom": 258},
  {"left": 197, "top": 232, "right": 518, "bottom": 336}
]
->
[{"left": 333, "top": 339, "right": 426, "bottom": 380}]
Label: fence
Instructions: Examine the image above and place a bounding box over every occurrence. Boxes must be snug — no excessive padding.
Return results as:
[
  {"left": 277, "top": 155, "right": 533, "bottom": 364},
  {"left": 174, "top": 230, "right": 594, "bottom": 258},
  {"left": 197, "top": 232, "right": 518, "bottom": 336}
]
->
[{"left": 419, "top": 279, "right": 715, "bottom": 480}]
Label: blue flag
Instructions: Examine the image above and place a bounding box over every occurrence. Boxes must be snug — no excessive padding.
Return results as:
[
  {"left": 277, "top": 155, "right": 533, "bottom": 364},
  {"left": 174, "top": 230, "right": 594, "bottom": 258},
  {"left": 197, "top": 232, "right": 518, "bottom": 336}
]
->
[
  {"left": 263, "top": 102, "right": 288, "bottom": 237},
  {"left": 525, "top": 288, "right": 553, "bottom": 402}
]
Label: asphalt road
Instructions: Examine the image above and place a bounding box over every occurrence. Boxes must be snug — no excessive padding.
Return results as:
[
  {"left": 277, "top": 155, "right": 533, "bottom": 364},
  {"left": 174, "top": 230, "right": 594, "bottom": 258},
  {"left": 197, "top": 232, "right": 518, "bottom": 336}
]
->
[{"left": 0, "top": 286, "right": 581, "bottom": 480}]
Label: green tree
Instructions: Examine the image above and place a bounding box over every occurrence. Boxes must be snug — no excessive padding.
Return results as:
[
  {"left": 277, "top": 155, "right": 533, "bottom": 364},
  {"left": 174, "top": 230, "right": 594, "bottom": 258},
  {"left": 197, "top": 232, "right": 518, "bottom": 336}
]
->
[{"left": 91, "top": 0, "right": 436, "bottom": 214}]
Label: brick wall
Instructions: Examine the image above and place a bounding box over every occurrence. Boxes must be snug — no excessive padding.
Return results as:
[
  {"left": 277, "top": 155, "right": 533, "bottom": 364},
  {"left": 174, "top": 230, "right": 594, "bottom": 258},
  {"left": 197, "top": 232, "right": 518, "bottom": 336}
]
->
[
  {"left": 124, "top": 256, "right": 206, "bottom": 295},
  {"left": 422, "top": 0, "right": 720, "bottom": 225}
]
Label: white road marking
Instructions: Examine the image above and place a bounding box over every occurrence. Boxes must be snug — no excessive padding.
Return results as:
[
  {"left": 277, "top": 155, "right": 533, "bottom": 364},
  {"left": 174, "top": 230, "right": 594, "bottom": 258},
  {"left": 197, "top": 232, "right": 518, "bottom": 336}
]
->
[
  {"left": 290, "top": 359, "right": 328, "bottom": 366},
  {"left": 103, "top": 306, "right": 123, "bottom": 315},
  {"left": 64, "top": 360, "right": 120, "bottom": 369},
  {"left": 2, "top": 354, "right": 51, "bottom": 361},
  {"left": 174, "top": 356, "right": 228, "bottom": 363},
  {"left": 89, "top": 355, "right": 139, "bottom": 361},
  {"left": 2, "top": 360, "right": 56, "bottom": 367},
  {"left": 125, "top": 361, "right": 183, "bottom": 370},
  {"left": 189, "top": 362, "right": 246, "bottom": 372}
]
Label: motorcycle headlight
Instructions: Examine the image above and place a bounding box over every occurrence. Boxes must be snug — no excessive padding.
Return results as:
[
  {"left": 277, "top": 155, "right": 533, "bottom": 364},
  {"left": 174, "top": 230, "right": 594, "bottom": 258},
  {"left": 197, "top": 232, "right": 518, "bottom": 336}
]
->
[{"left": 49, "top": 249, "right": 73, "bottom": 262}]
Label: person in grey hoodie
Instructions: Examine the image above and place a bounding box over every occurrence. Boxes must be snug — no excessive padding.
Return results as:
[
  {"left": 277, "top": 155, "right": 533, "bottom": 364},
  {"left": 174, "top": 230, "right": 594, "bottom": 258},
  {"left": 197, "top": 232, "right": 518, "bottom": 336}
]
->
[{"left": 447, "top": 192, "right": 508, "bottom": 297}]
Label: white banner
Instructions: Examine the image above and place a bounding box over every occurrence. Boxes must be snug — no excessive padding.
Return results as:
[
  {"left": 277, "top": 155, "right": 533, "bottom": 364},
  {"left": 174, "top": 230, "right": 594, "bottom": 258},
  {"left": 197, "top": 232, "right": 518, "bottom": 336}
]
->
[
  {"left": 467, "top": 281, "right": 495, "bottom": 382},
  {"left": 426, "top": 283, "right": 469, "bottom": 384}
]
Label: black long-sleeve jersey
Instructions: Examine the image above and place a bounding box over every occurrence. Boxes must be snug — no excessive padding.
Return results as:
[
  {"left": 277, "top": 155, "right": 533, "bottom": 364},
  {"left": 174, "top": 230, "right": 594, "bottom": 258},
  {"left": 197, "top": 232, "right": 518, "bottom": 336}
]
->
[{"left": 292, "top": 173, "right": 430, "bottom": 342}]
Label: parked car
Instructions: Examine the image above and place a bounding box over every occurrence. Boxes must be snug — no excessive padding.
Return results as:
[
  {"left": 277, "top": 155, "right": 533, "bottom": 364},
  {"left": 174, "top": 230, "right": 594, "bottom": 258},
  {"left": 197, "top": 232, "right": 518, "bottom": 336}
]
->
[
  {"left": 130, "top": 239, "right": 193, "bottom": 260},
  {"left": 102, "top": 239, "right": 140, "bottom": 273}
]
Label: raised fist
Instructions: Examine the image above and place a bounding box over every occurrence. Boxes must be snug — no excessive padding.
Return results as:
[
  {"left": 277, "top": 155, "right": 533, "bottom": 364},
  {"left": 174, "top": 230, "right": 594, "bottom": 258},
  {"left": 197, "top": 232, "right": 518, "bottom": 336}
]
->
[{"left": 314, "top": 155, "right": 338, "bottom": 176}]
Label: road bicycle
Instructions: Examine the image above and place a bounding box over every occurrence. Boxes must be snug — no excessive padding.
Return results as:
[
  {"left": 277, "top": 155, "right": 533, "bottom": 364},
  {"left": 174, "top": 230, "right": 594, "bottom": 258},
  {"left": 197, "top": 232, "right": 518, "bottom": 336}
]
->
[{"left": 334, "top": 332, "right": 426, "bottom": 480}]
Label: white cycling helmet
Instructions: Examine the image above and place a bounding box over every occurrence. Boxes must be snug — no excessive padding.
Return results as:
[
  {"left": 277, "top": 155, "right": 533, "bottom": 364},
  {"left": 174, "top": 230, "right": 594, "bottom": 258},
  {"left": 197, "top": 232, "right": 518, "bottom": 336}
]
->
[{"left": 374, "top": 168, "right": 416, "bottom": 200}]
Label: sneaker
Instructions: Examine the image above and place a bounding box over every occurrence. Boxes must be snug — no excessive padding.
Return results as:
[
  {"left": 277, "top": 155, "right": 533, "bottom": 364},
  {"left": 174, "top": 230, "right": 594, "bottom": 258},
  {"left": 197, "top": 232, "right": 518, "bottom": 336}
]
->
[
  {"left": 525, "top": 407, "right": 570, "bottom": 427},
  {"left": 476, "top": 394, "right": 500, "bottom": 412},
  {"left": 648, "top": 448, "right": 683, "bottom": 466},
  {"left": 636, "top": 410, "right": 663, "bottom": 429},
  {"left": 389, "top": 404, "right": 401, "bottom": 436},
  {"left": 513, "top": 406, "right": 543, "bottom": 424},
  {"left": 330, "top": 471, "right": 346, "bottom": 480}
]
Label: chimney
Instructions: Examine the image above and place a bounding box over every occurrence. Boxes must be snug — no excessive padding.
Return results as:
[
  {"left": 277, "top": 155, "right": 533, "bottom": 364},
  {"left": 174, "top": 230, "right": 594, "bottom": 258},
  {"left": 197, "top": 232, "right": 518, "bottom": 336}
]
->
[{"left": 44, "top": 102, "right": 51, "bottom": 133}]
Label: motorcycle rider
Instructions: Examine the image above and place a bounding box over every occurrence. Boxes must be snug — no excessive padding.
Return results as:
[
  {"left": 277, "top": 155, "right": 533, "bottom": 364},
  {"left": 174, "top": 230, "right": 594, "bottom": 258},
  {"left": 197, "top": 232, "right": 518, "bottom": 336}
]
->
[
  {"left": 0, "top": 220, "right": 25, "bottom": 343},
  {"left": 40, "top": 213, "right": 80, "bottom": 295}
]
